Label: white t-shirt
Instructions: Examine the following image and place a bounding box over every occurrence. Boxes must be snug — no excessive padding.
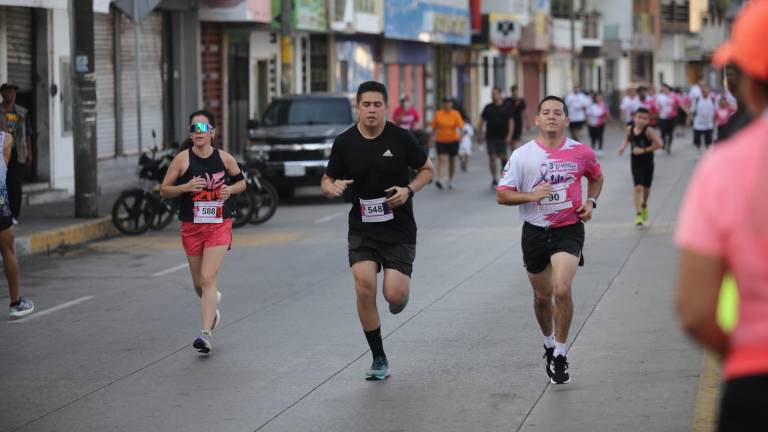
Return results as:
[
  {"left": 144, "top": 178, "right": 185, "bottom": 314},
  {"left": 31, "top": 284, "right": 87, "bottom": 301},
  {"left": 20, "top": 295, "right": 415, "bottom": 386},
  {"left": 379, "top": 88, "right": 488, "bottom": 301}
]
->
[
  {"left": 586, "top": 102, "right": 607, "bottom": 127},
  {"left": 565, "top": 92, "right": 590, "bottom": 122},
  {"left": 460, "top": 123, "right": 474, "bottom": 154},
  {"left": 497, "top": 137, "right": 602, "bottom": 228},
  {"left": 692, "top": 95, "right": 717, "bottom": 130},
  {"left": 620, "top": 95, "right": 640, "bottom": 123},
  {"left": 689, "top": 84, "right": 703, "bottom": 102}
]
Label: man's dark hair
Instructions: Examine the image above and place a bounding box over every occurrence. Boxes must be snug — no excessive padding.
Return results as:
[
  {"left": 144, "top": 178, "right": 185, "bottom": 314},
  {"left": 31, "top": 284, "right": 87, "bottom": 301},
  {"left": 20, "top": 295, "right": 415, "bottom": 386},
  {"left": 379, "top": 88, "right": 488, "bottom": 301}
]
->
[
  {"left": 492, "top": 86, "right": 502, "bottom": 93},
  {"left": 634, "top": 107, "right": 650, "bottom": 115},
  {"left": 356, "top": 81, "right": 388, "bottom": 104},
  {"left": 537, "top": 95, "right": 568, "bottom": 116},
  {"left": 510, "top": 84, "right": 518, "bottom": 92},
  {"left": 189, "top": 109, "right": 216, "bottom": 128}
]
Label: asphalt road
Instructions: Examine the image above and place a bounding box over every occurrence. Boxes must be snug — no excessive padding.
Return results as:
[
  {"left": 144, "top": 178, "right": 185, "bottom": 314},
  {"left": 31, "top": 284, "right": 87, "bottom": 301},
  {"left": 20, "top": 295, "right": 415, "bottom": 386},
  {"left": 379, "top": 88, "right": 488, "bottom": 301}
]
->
[{"left": 1, "top": 126, "right": 708, "bottom": 432}]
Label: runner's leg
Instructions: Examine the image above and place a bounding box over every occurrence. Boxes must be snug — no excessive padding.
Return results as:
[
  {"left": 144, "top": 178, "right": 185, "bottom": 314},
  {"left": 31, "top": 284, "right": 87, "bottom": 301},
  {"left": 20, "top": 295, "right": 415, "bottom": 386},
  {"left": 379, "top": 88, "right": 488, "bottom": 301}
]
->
[
  {"left": 199, "top": 246, "right": 227, "bottom": 331},
  {"left": 643, "top": 187, "right": 651, "bottom": 208},
  {"left": 634, "top": 185, "right": 644, "bottom": 214},
  {"left": 528, "top": 265, "right": 554, "bottom": 338},
  {"left": 437, "top": 153, "right": 448, "bottom": 185},
  {"left": 0, "top": 227, "right": 20, "bottom": 302},
  {"left": 186, "top": 255, "right": 204, "bottom": 298},
  {"left": 382, "top": 269, "right": 410, "bottom": 308},
  {"left": 448, "top": 155, "right": 456, "bottom": 184},
  {"left": 550, "top": 252, "right": 579, "bottom": 344},
  {"left": 352, "top": 261, "right": 380, "bottom": 331}
]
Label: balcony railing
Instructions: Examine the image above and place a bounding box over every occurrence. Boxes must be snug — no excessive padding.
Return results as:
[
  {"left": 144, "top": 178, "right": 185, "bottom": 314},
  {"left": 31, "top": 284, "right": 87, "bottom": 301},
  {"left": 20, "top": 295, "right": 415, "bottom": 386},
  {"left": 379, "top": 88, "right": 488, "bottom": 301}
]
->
[{"left": 661, "top": 1, "right": 689, "bottom": 33}]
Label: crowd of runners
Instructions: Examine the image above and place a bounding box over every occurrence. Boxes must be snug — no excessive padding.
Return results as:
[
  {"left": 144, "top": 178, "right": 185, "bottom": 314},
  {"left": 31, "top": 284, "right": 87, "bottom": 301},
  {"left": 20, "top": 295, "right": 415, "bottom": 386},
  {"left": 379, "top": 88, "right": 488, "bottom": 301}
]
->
[{"left": 7, "top": 4, "right": 765, "bottom": 430}]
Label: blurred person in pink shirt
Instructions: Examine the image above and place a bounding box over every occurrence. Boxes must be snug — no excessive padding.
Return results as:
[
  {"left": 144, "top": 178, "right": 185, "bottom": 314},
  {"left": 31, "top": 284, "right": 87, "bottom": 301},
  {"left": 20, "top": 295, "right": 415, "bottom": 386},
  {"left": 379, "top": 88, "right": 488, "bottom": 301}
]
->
[
  {"left": 392, "top": 94, "right": 420, "bottom": 131},
  {"left": 676, "top": 2, "right": 768, "bottom": 430}
]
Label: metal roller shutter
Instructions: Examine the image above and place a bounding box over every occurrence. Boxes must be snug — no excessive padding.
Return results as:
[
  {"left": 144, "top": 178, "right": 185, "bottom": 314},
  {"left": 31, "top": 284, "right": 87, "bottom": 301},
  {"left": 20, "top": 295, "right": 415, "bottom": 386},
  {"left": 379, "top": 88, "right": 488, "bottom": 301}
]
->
[
  {"left": 95, "top": 12, "right": 116, "bottom": 158},
  {"left": 119, "top": 12, "right": 164, "bottom": 155},
  {"left": 6, "top": 7, "right": 33, "bottom": 92}
]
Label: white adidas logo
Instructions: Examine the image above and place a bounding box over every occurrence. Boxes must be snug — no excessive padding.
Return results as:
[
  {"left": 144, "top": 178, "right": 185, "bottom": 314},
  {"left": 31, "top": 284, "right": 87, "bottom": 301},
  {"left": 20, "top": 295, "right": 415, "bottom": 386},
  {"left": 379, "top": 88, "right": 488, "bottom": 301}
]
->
[{"left": 382, "top": 149, "right": 394, "bottom": 157}]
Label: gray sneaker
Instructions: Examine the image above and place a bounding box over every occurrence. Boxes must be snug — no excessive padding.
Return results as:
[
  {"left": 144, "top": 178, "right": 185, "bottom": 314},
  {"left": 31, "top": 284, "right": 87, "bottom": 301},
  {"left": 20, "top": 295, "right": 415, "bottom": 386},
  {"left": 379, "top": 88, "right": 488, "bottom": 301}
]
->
[
  {"left": 9, "top": 297, "right": 34, "bottom": 319},
  {"left": 364, "top": 356, "right": 390, "bottom": 380},
  {"left": 389, "top": 294, "right": 409, "bottom": 315},
  {"left": 193, "top": 331, "right": 212, "bottom": 354}
]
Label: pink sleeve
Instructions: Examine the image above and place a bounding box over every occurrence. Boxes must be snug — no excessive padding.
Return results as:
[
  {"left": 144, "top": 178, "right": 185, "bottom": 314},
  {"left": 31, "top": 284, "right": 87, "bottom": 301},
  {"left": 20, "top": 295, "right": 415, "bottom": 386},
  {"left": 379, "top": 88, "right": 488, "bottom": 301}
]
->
[
  {"left": 583, "top": 147, "right": 602, "bottom": 180},
  {"left": 674, "top": 156, "right": 725, "bottom": 256}
]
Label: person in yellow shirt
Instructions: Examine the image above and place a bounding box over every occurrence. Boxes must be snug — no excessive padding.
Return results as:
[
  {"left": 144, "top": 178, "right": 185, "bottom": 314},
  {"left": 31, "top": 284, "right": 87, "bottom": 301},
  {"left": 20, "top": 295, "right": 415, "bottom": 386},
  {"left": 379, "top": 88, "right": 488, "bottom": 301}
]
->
[{"left": 429, "top": 97, "right": 464, "bottom": 189}]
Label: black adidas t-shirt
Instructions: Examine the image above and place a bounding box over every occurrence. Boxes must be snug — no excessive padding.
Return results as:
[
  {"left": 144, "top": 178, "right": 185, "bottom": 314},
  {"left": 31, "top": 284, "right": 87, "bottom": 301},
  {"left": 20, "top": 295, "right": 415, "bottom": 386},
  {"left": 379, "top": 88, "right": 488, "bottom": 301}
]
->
[{"left": 325, "top": 122, "right": 428, "bottom": 244}]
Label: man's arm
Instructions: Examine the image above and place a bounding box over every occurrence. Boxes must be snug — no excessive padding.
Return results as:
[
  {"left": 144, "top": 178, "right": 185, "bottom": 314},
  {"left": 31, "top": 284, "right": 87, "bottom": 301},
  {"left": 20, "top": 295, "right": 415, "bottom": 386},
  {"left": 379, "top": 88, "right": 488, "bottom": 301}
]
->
[
  {"left": 575, "top": 173, "right": 604, "bottom": 222},
  {"left": 645, "top": 127, "right": 663, "bottom": 152},
  {"left": 505, "top": 118, "right": 515, "bottom": 145},
  {"left": 676, "top": 249, "right": 729, "bottom": 357},
  {"left": 2, "top": 132, "right": 13, "bottom": 165},
  {"left": 497, "top": 182, "right": 551, "bottom": 206}
]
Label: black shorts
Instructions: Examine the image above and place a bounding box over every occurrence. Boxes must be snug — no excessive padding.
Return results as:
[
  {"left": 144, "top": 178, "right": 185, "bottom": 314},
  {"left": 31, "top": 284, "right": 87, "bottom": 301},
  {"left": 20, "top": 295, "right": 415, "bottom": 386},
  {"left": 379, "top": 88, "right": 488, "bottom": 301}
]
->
[
  {"left": 486, "top": 138, "right": 508, "bottom": 156},
  {"left": 694, "top": 129, "right": 713, "bottom": 147},
  {"left": 436, "top": 141, "right": 459, "bottom": 156},
  {"left": 569, "top": 121, "right": 585, "bottom": 131},
  {"left": 521, "top": 222, "right": 585, "bottom": 274},
  {"left": 718, "top": 374, "right": 768, "bottom": 431},
  {"left": 348, "top": 234, "right": 416, "bottom": 277},
  {"left": 0, "top": 216, "right": 12, "bottom": 231},
  {"left": 631, "top": 157, "right": 654, "bottom": 187}
]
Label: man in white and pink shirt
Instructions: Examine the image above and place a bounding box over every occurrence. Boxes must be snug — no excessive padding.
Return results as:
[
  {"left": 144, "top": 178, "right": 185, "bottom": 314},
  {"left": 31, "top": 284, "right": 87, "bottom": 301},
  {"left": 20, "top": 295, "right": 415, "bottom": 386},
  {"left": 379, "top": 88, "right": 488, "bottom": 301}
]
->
[
  {"left": 496, "top": 95, "right": 604, "bottom": 385},
  {"left": 655, "top": 83, "right": 679, "bottom": 153}
]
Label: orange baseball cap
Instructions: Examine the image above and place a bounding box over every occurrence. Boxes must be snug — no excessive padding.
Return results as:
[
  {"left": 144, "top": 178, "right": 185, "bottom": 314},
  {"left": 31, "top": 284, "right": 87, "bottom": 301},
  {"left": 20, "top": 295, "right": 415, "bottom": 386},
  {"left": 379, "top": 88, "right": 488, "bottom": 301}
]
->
[{"left": 713, "top": 0, "right": 768, "bottom": 80}]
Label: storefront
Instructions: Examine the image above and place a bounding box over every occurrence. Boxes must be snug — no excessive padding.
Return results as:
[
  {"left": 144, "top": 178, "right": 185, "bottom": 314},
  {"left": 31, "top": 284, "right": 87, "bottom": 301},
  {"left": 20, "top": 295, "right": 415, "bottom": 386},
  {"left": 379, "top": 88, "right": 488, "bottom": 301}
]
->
[
  {"left": 200, "top": 0, "right": 276, "bottom": 153},
  {"left": 384, "top": 0, "right": 470, "bottom": 124}
]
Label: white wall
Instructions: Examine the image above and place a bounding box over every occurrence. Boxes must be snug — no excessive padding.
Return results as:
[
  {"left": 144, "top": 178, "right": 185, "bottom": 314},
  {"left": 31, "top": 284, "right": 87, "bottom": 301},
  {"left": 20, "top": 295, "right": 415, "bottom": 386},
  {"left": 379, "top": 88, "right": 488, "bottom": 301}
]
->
[
  {"left": 249, "top": 30, "right": 280, "bottom": 119},
  {"left": 50, "top": 8, "right": 74, "bottom": 193},
  {"left": 617, "top": 56, "right": 631, "bottom": 91},
  {"left": 599, "top": 0, "right": 632, "bottom": 46},
  {"left": 547, "top": 53, "right": 572, "bottom": 98}
]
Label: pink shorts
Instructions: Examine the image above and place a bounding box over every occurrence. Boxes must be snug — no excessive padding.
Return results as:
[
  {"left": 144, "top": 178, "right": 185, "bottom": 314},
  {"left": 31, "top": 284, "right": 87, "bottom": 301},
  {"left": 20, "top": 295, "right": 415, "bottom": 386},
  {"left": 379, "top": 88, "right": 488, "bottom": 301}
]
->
[{"left": 180, "top": 218, "right": 233, "bottom": 257}]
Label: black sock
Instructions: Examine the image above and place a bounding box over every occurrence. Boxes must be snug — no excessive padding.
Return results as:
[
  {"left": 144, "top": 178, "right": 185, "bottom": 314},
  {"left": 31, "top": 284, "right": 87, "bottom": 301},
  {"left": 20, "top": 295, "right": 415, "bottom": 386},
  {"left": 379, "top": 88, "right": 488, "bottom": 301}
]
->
[
  {"left": 10, "top": 300, "right": 20, "bottom": 307},
  {"left": 364, "top": 327, "right": 386, "bottom": 360}
]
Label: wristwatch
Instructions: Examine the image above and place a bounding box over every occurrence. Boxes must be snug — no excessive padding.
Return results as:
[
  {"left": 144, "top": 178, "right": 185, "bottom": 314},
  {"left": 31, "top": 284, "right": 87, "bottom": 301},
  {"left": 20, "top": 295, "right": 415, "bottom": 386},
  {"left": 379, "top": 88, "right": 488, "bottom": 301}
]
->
[
  {"left": 588, "top": 197, "right": 598, "bottom": 208},
  {"left": 406, "top": 185, "right": 414, "bottom": 198}
]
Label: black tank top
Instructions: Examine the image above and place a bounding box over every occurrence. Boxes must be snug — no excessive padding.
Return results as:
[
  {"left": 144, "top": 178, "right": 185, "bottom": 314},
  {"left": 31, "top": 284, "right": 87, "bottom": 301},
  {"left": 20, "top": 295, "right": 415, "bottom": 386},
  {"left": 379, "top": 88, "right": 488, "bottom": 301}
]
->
[
  {"left": 177, "top": 148, "right": 235, "bottom": 222},
  {"left": 628, "top": 125, "right": 654, "bottom": 161}
]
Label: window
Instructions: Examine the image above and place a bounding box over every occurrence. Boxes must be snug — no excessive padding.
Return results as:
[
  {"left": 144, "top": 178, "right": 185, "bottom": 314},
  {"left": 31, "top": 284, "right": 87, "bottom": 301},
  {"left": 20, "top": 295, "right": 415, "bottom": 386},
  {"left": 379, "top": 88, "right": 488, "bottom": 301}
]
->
[{"left": 262, "top": 98, "right": 353, "bottom": 126}]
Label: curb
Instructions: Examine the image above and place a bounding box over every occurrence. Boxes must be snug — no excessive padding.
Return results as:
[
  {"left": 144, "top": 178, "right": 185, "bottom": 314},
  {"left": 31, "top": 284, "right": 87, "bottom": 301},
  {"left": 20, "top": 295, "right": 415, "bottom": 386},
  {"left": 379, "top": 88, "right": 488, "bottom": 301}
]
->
[{"left": 15, "top": 216, "right": 120, "bottom": 256}]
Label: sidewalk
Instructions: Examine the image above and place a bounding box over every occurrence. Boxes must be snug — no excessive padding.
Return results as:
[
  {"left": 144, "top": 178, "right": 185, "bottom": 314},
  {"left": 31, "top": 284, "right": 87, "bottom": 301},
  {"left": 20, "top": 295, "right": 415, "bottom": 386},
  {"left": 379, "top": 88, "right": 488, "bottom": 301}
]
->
[{"left": 14, "top": 155, "right": 138, "bottom": 256}]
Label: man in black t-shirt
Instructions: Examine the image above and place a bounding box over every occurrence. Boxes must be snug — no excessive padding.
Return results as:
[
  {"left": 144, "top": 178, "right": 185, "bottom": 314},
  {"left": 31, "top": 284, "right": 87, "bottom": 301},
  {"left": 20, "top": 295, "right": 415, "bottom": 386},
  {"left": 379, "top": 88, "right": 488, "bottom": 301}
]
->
[
  {"left": 479, "top": 87, "right": 514, "bottom": 188},
  {"left": 321, "top": 81, "right": 434, "bottom": 381},
  {"left": 504, "top": 85, "right": 528, "bottom": 150}
]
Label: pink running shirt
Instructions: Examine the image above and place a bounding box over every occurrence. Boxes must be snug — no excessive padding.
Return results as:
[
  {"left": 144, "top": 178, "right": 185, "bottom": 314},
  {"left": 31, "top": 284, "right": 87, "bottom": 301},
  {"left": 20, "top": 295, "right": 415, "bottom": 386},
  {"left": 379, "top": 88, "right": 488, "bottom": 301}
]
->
[
  {"left": 497, "top": 138, "right": 602, "bottom": 228},
  {"left": 675, "top": 114, "right": 768, "bottom": 379}
]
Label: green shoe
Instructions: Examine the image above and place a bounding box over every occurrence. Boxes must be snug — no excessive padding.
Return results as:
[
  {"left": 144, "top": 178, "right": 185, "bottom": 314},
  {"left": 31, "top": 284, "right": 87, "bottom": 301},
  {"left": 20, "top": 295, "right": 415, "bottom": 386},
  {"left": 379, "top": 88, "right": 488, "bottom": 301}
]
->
[
  {"left": 641, "top": 207, "right": 649, "bottom": 222},
  {"left": 635, "top": 213, "right": 644, "bottom": 226},
  {"left": 364, "top": 356, "right": 390, "bottom": 380}
]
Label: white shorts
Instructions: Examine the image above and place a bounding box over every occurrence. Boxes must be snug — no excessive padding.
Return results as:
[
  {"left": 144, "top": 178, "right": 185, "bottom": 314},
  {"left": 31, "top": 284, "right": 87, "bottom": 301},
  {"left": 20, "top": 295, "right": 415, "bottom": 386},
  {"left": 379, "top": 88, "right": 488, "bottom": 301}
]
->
[{"left": 459, "top": 139, "right": 472, "bottom": 156}]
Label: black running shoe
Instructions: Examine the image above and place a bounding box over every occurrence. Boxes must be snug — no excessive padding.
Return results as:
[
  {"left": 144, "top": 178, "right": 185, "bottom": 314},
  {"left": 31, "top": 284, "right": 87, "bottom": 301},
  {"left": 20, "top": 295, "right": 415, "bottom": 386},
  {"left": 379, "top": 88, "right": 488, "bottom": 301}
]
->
[
  {"left": 550, "top": 355, "right": 570, "bottom": 384},
  {"left": 543, "top": 345, "right": 555, "bottom": 378}
]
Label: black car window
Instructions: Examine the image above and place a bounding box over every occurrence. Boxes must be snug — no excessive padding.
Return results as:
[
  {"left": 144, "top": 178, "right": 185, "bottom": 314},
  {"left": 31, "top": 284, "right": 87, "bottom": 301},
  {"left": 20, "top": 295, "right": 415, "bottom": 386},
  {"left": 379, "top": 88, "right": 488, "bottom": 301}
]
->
[{"left": 262, "top": 99, "right": 352, "bottom": 126}]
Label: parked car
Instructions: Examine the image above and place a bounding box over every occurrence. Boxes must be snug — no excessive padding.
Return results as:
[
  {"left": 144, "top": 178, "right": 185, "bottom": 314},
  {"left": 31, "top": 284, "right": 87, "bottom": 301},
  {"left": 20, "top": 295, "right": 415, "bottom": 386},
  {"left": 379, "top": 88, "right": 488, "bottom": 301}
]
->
[{"left": 245, "top": 94, "right": 355, "bottom": 197}]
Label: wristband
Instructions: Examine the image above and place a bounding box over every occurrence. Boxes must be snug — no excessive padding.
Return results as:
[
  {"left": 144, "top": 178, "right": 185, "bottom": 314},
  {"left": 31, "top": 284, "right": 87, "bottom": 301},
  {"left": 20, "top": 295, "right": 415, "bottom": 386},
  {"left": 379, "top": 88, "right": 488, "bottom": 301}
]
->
[{"left": 406, "top": 185, "right": 414, "bottom": 198}]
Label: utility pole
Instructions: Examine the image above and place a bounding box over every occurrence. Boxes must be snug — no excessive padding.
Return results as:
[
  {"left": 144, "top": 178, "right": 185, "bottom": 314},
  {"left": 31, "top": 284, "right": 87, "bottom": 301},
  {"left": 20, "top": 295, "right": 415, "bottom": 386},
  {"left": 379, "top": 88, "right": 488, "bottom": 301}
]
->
[
  {"left": 133, "top": 0, "right": 143, "bottom": 153},
  {"left": 281, "top": 0, "right": 294, "bottom": 95},
  {"left": 70, "top": 0, "right": 98, "bottom": 217},
  {"left": 570, "top": 0, "right": 577, "bottom": 88}
]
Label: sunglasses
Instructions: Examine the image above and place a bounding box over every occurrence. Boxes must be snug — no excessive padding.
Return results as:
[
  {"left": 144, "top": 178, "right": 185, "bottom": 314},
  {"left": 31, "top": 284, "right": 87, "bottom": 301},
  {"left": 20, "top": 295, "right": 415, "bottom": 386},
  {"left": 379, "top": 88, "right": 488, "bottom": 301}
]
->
[{"left": 190, "top": 123, "right": 213, "bottom": 133}]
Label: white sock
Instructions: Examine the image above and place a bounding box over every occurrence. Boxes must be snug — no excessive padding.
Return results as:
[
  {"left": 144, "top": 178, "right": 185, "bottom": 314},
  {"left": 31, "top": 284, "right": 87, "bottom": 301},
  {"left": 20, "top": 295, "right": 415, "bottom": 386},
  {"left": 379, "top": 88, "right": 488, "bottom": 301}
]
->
[
  {"left": 554, "top": 342, "right": 567, "bottom": 357},
  {"left": 544, "top": 332, "right": 555, "bottom": 349}
]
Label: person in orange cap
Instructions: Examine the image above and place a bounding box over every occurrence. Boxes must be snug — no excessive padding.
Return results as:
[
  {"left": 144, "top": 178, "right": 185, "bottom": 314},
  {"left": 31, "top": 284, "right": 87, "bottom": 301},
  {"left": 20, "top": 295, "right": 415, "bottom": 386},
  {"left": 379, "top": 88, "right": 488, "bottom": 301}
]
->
[{"left": 675, "top": 2, "right": 768, "bottom": 430}]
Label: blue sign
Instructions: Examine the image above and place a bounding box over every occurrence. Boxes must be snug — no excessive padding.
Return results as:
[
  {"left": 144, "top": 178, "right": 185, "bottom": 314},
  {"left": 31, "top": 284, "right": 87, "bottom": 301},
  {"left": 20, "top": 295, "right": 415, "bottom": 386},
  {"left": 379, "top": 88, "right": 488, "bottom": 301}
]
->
[{"left": 385, "top": 0, "right": 470, "bottom": 46}]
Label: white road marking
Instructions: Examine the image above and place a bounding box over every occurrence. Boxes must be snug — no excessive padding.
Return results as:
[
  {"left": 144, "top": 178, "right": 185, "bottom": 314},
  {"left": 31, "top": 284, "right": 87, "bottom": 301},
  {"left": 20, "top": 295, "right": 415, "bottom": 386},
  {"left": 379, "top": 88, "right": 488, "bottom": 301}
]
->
[
  {"left": 153, "top": 263, "right": 189, "bottom": 277},
  {"left": 9, "top": 296, "right": 94, "bottom": 324},
  {"left": 315, "top": 212, "right": 344, "bottom": 224}
]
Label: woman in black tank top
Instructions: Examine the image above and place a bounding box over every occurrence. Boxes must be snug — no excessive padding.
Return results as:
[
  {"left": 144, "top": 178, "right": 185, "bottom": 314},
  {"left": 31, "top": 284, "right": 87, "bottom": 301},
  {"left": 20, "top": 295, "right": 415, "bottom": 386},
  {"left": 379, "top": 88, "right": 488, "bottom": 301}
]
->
[
  {"left": 160, "top": 110, "right": 246, "bottom": 354},
  {"left": 618, "top": 107, "right": 662, "bottom": 226}
]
